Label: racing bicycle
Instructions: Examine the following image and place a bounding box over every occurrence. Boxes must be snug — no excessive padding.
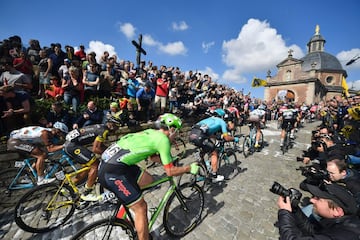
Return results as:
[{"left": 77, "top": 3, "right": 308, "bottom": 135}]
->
[
  {"left": 71, "top": 175, "right": 204, "bottom": 239},
  {"left": 0, "top": 149, "right": 79, "bottom": 207},
  {"left": 243, "top": 121, "right": 264, "bottom": 158}
]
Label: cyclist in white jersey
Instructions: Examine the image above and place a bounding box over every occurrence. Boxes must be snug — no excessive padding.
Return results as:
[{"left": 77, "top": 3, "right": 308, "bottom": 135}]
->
[{"left": 7, "top": 122, "right": 68, "bottom": 185}]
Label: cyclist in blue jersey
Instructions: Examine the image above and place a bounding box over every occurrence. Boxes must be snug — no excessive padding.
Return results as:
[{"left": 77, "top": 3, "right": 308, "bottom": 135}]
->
[{"left": 189, "top": 108, "right": 239, "bottom": 182}]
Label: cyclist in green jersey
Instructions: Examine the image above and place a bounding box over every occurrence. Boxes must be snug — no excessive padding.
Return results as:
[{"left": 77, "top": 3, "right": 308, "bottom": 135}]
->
[{"left": 98, "top": 113, "right": 199, "bottom": 240}]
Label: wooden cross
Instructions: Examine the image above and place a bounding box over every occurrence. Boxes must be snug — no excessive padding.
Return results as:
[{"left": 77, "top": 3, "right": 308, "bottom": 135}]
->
[{"left": 131, "top": 34, "right": 147, "bottom": 70}]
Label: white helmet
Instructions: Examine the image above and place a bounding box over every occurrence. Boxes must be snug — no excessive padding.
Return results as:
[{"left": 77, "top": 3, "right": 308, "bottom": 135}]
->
[{"left": 53, "top": 121, "right": 69, "bottom": 133}]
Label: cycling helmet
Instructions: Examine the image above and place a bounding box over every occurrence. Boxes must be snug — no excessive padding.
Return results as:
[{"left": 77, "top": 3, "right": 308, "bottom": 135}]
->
[
  {"left": 53, "top": 121, "right": 69, "bottom": 134},
  {"left": 213, "top": 108, "right": 226, "bottom": 118},
  {"left": 154, "top": 113, "right": 182, "bottom": 130},
  {"left": 107, "top": 114, "right": 122, "bottom": 126}
]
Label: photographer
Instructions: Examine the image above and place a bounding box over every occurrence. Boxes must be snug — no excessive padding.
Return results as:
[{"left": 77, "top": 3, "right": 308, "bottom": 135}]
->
[
  {"left": 276, "top": 183, "right": 360, "bottom": 239},
  {"left": 327, "top": 157, "right": 360, "bottom": 210}
]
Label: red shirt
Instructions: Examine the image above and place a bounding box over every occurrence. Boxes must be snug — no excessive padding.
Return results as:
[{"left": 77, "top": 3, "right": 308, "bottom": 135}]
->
[
  {"left": 13, "top": 58, "right": 33, "bottom": 75},
  {"left": 155, "top": 78, "right": 169, "bottom": 97}
]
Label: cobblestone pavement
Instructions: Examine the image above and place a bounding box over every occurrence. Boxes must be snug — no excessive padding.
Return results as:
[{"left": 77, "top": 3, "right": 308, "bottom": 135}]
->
[{"left": 0, "top": 120, "right": 318, "bottom": 240}]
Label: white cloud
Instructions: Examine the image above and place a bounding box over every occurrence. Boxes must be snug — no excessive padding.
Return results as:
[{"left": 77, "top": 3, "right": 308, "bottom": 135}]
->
[
  {"left": 197, "top": 66, "right": 220, "bottom": 81},
  {"left": 119, "top": 22, "right": 136, "bottom": 39},
  {"left": 158, "top": 41, "right": 187, "bottom": 56},
  {"left": 202, "top": 41, "right": 215, "bottom": 53},
  {"left": 350, "top": 80, "right": 360, "bottom": 90},
  {"left": 172, "top": 21, "right": 188, "bottom": 31},
  {"left": 221, "top": 18, "right": 304, "bottom": 84},
  {"left": 86, "top": 41, "right": 117, "bottom": 62},
  {"left": 142, "top": 34, "right": 159, "bottom": 47},
  {"left": 336, "top": 48, "right": 360, "bottom": 69}
]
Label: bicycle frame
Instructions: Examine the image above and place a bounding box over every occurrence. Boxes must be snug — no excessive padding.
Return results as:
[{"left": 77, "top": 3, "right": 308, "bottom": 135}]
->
[
  {"left": 119, "top": 176, "right": 188, "bottom": 231},
  {"left": 45, "top": 165, "right": 92, "bottom": 211},
  {"left": 8, "top": 150, "right": 78, "bottom": 190}
]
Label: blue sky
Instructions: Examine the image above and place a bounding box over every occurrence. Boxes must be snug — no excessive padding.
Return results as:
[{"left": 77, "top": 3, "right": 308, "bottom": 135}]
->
[{"left": 1, "top": 0, "right": 360, "bottom": 98}]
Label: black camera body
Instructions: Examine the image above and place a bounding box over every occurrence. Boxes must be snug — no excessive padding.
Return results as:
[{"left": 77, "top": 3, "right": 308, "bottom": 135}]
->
[
  {"left": 297, "top": 165, "right": 329, "bottom": 186},
  {"left": 270, "top": 181, "right": 302, "bottom": 207}
]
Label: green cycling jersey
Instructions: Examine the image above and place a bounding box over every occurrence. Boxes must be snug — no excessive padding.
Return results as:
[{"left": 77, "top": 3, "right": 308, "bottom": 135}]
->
[{"left": 102, "top": 129, "right": 173, "bottom": 167}]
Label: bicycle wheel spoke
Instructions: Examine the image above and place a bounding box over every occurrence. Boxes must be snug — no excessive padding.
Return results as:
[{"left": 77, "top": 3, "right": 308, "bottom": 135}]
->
[
  {"left": 163, "top": 183, "right": 204, "bottom": 237},
  {"left": 15, "top": 184, "right": 75, "bottom": 233},
  {"left": 72, "top": 219, "right": 135, "bottom": 240},
  {"left": 218, "top": 151, "right": 239, "bottom": 180}
]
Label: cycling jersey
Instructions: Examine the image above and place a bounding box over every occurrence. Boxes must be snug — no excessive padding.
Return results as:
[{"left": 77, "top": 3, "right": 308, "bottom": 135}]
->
[
  {"left": 10, "top": 126, "right": 51, "bottom": 143},
  {"left": 64, "top": 124, "right": 110, "bottom": 164},
  {"left": 282, "top": 109, "right": 297, "bottom": 120},
  {"left": 196, "top": 117, "right": 228, "bottom": 136},
  {"left": 101, "top": 129, "right": 173, "bottom": 167}
]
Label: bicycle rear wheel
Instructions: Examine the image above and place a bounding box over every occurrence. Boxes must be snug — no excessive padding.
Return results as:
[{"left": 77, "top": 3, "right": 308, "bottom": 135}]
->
[
  {"left": 15, "top": 183, "right": 76, "bottom": 233},
  {"left": 163, "top": 182, "right": 204, "bottom": 237},
  {"left": 243, "top": 136, "right": 251, "bottom": 158},
  {"left": 218, "top": 150, "right": 240, "bottom": 180},
  {"left": 71, "top": 218, "right": 136, "bottom": 240}
]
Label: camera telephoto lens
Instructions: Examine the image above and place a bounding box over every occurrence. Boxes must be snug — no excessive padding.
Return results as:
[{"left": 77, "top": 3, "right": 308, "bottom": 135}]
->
[{"left": 269, "top": 181, "right": 290, "bottom": 197}]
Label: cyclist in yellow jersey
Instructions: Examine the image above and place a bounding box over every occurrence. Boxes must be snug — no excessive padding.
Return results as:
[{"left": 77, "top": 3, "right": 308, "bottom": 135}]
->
[{"left": 98, "top": 113, "right": 199, "bottom": 240}]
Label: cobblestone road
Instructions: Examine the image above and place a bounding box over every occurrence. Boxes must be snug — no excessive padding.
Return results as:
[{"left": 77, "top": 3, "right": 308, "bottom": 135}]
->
[{"left": 0, "top": 120, "right": 317, "bottom": 240}]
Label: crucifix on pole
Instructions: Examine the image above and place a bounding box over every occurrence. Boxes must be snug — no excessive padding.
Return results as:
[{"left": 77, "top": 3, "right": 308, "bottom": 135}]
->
[{"left": 131, "top": 34, "right": 147, "bottom": 74}]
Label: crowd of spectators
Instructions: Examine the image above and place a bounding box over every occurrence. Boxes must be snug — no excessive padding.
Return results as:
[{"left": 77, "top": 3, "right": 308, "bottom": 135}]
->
[
  {"left": 0, "top": 35, "right": 359, "bottom": 139},
  {"left": 0, "top": 35, "right": 255, "bottom": 136}
]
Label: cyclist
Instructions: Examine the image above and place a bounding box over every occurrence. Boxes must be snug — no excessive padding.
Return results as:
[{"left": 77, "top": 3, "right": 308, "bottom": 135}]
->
[
  {"left": 64, "top": 114, "right": 122, "bottom": 201},
  {"left": 279, "top": 103, "right": 297, "bottom": 148},
  {"left": 7, "top": 122, "right": 68, "bottom": 185},
  {"left": 248, "top": 104, "right": 266, "bottom": 148},
  {"left": 98, "top": 113, "right": 199, "bottom": 240},
  {"left": 227, "top": 102, "right": 242, "bottom": 127},
  {"left": 189, "top": 108, "right": 239, "bottom": 183}
]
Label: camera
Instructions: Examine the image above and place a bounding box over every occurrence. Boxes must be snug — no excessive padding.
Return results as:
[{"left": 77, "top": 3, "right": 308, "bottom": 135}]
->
[
  {"left": 297, "top": 165, "right": 329, "bottom": 186},
  {"left": 270, "top": 181, "right": 302, "bottom": 207}
]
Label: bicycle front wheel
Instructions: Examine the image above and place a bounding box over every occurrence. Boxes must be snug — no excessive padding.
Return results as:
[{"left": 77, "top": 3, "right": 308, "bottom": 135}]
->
[
  {"left": 163, "top": 182, "right": 204, "bottom": 237},
  {"left": 15, "top": 183, "right": 76, "bottom": 233},
  {"left": 178, "top": 162, "right": 208, "bottom": 189},
  {"left": 71, "top": 218, "right": 136, "bottom": 240},
  {"left": 218, "top": 150, "right": 240, "bottom": 180}
]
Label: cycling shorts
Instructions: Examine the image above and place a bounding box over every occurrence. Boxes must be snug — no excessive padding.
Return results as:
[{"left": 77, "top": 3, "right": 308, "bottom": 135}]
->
[
  {"left": 64, "top": 141, "right": 95, "bottom": 165},
  {"left": 7, "top": 138, "right": 38, "bottom": 155},
  {"left": 98, "top": 161, "right": 143, "bottom": 206},
  {"left": 281, "top": 119, "right": 295, "bottom": 130}
]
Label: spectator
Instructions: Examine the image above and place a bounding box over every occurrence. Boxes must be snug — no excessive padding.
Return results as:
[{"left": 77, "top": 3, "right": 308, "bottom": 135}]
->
[
  {"left": 40, "top": 101, "right": 72, "bottom": 129},
  {"left": 0, "top": 57, "right": 32, "bottom": 92},
  {"left": 37, "top": 49, "right": 53, "bottom": 97},
  {"left": 58, "top": 58, "right": 71, "bottom": 81},
  {"left": 155, "top": 72, "right": 170, "bottom": 115},
  {"left": 62, "top": 66, "right": 82, "bottom": 113},
  {"left": 82, "top": 63, "right": 100, "bottom": 100},
  {"left": 98, "top": 63, "right": 115, "bottom": 98},
  {"left": 276, "top": 183, "right": 360, "bottom": 239},
  {"left": 73, "top": 100, "right": 103, "bottom": 129},
  {"left": 136, "top": 81, "right": 155, "bottom": 123},
  {"left": 102, "top": 101, "right": 120, "bottom": 124},
  {"left": 45, "top": 75, "right": 64, "bottom": 100},
  {"left": 74, "top": 44, "right": 86, "bottom": 62},
  {"left": 0, "top": 85, "right": 34, "bottom": 134},
  {"left": 49, "top": 43, "right": 66, "bottom": 78},
  {"left": 99, "top": 51, "right": 109, "bottom": 71},
  {"left": 12, "top": 50, "right": 33, "bottom": 83},
  {"left": 126, "top": 71, "right": 139, "bottom": 105}
]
